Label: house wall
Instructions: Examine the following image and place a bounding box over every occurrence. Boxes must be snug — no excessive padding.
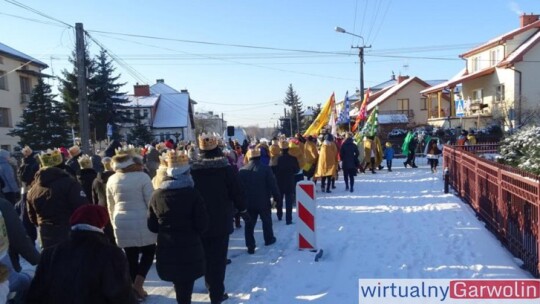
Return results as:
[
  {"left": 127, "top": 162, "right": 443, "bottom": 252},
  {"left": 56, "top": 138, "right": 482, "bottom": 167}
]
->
[
  {"left": 0, "top": 55, "right": 42, "bottom": 151},
  {"left": 516, "top": 44, "right": 540, "bottom": 112},
  {"left": 377, "top": 81, "right": 431, "bottom": 125},
  {"left": 152, "top": 128, "right": 188, "bottom": 143}
]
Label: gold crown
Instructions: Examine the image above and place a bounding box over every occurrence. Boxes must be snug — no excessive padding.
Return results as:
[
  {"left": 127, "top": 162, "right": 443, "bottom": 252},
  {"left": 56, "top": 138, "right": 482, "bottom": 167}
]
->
[
  {"left": 78, "top": 154, "right": 92, "bottom": 169},
  {"left": 38, "top": 149, "right": 63, "bottom": 168},
  {"left": 158, "top": 152, "right": 168, "bottom": 167},
  {"left": 198, "top": 133, "right": 219, "bottom": 151},
  {"left": 278, "top": 136, "right": 289, "bottom": 149},
  {"left": 166, "top": 150, "right": 190, "bottom": 168},
  {"left": 246, "top": 146, "right": 261, "bottom": 159},
  {"left": 115, "top": 145, "right": 142, "bottom": 157}
]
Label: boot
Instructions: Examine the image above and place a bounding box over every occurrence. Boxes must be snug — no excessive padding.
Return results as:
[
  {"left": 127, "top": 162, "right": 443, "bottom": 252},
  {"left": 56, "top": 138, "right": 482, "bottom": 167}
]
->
[{"left": 133, "top": 275, "right": 148, "bottom": 299}]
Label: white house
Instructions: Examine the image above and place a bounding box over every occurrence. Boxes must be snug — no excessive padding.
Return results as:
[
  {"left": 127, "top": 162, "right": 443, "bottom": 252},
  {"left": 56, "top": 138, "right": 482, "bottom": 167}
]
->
[
  {"left": 0, "top": 42, "right": 48, "bottom": 151},
  {"left": 421, "top": 13, "right": 540, "bottom": 130}
]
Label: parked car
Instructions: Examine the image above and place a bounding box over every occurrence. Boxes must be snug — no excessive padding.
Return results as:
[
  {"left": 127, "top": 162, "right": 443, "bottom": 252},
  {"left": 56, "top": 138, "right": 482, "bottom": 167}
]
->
[{"left": 388, "top": 128, "right": 407, "bottom": 138}]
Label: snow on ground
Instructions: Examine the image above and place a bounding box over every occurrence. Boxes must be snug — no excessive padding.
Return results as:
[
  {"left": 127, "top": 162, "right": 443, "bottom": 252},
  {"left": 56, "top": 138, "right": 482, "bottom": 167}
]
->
[{"left": 144, "top": 158, "right": 532, "bottom": 303}]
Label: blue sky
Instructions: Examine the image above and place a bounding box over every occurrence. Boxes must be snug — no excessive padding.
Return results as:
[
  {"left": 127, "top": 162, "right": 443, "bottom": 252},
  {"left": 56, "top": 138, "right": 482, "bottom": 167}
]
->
[{"left": 1, "top": 0, "right": 537, "bottom": 127}]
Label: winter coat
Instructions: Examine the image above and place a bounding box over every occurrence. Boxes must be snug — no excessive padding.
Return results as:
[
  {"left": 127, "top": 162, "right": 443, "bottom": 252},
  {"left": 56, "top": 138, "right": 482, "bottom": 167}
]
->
[
  {"left": 0, "top": 157, "right": 18, "bottom": 194},
  {"left": 26, "top": 229, "right": 137, "bottom": 304},
  {"left": 238, "top": 159, "right": 280, "bottom": 210},
  {"left": 426, "top": 142, "right": 443, "bottom": 159},
  {"left": 288, "top": 141, "right": 305, "bottom": 170},
  {"left": 104, "top": 140, "right": 122, "bottom": 158},
  {"left": 92, "top": 170, "right": 115, "bottom": 207},
  {"left": 91, "top": 154, "right": 104, "bottom": 173},
  {"left": 258, "top": 144, "right": 270, "bottom": 166},
  {"left": 18, "top": 154, "right": 39, "bottom": 191},
  {"left": 145, "top": 148, "right": 160, "bottom": 178},
  {"left": 191, "top": 155, "right": 245, "bottom": 237},
  {"left": 26, "top": 167, "right": 89, "bottom": 248},
  {"left": 315, "top": 141, "right": 338, "bottom": 178},
  {"left": 78, "top": 168, "right": 97, "bottom": 204},
  {"left": 66, "top": 153, "right": 82, "bottom": 176},
  {"left": 148, "top": 176, "right": 208, "bottom": 282},
  {"left": 339, "top": 138, "right": 360, "bottom": 170},
  {"left": 235, "top": 152, "right": 245, "bottom": 170},
  {"left": 275, "top": 150, "right": 300, "bottom": 194},
  {"left": 303, "top": 140, "right": 319, "bottom": 169},
  {"left": 106, "top": 166, "right": 156, "bottom": 248},
  {"left": 383, "top": 147, "right": 395, "bottom": 160},
  {"left": 374, "top": 137, "right": 384, "bottom": 166}
]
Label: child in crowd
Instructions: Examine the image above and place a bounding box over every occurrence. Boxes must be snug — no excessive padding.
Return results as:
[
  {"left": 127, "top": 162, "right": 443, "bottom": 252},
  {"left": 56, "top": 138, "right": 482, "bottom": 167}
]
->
[{"left": 383, "top": 142, "right": 395, "bottom": 172}]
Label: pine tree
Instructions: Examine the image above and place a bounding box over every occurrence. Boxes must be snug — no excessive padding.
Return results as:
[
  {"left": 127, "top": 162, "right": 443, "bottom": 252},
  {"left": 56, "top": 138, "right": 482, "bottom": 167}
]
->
[
  {"left": 8, "top": 77, "right": 71, "bottom": 150},
  {"left": 91, "top": 49, "right": 131, "bottom": 141},
  {"left": 499, "top": 126, "right": 540, "bottom": 174},
  {"left": 282, "top": 84, "right": 304, "bottom": 136},
  {"left": 127, "top": 110, "right": 154, "bottom": 146},
  {"left": 59, "top": 46, "right": 96, "bottom": 132}
]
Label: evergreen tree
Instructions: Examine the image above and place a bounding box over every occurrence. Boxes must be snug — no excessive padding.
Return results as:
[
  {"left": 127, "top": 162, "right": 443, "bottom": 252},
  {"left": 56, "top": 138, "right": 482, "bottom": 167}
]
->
[
  {"left": 91, "top": 49, "right": 131, "bottom": 141},
  {"left": 8, "top": 77, "right": 70, "bottom": 150},
  {"left": 59, "top": 46, "right": 96, "bottom": 132},
  {"left": 127, "top": 109, "right": 154, "bottom": 146},
  {"left": 282, "top": 84, "right": 304, "bottom": 136},
  {"left": 302, "top": 104, "right": 322, "bottom": 131},
  {"left": 499, "top": 126, "right": 540, "bottom": 174}
]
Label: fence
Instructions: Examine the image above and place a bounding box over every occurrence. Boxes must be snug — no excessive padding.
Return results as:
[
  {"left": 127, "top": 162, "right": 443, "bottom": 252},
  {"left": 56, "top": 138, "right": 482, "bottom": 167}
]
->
[{"left": 443, "top": 144, "right": 540, "bottom": 277}]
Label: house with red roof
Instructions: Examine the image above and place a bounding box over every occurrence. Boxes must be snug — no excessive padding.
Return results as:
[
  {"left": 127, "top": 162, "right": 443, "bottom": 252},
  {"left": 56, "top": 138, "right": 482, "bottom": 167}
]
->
[{"left": 421, "top": 13, "right": 540, "bottom": 130}]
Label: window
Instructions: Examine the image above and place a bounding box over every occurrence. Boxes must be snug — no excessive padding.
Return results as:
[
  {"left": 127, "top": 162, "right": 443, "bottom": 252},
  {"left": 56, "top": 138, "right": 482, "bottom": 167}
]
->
[
  {"left": 490, "top": 49, "right": 500, "bottom": 66},
  {"left": 0, "top": 70, "right": 7, "bottom": 90},
  {"left": 495, "top": 84, "right": 505, "bottom": 102},
  {"left": 0, "top": 108, "right": 11, "bottom": 127},
  {"left": 397, "top": 98, "right": 409, "bottom": 112},
  {"left": 143, "top": 109, "right": 149, "bottom": 119},
  {"left": 20, "top": 76, "right": 31, "bottom": 94},
  {"left": 472, "top": 89, "right": 483, "bottom": 103},
  {"left": 420, "top": 98, "right": 427, "bottom": 111},
  {"left": 471, "top": 57, "right": 480, "bottom": 72}
]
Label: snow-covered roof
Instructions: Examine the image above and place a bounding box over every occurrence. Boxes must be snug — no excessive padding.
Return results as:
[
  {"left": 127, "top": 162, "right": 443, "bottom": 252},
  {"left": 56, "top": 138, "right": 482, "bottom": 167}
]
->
[
  {"left": 0, "top": 42, "right": 47, "bottom": 68},
  {"left": 150, "top": 82, "right": 190, "bottom": 128},
  {"left": 367, "top": 77, "right": 431, "bottom": 111},
  {"left": 378, "top": 114, "right": 409, "bottom": 124},
  {"left": 498, "top": 30, "right": 540, "bottom": 67},
  {"left": 125, "top": 95, "right": 159, "bottom": 107},
  {"left": 420, "top": 68, "right": 495, "bottom": 95}
]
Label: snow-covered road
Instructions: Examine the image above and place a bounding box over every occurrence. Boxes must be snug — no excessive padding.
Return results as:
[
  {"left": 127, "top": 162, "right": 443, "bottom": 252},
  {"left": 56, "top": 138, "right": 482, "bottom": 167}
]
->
[{"left": 144, "top": 160, "right": 532, "bottom": 303}]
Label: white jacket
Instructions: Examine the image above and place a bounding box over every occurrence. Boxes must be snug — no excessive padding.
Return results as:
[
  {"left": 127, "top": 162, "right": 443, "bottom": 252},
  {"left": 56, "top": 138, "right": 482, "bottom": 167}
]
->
[{"left": 106, "top": 171, "right": 156, "bottom": 248}]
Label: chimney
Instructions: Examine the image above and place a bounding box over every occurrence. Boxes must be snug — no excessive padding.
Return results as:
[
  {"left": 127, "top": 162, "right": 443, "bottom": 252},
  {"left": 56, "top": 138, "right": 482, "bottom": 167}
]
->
[
  {"left": 134, "top": 84, "right": 150, "bottom": 96},
  {"left": 156, "top": 79, "right": 164, "bottom": 83},
  {"left": 520, "top": 13, "right": 539, "bottom": 27},
  {"left": 180, "top": 89, "right": 188, "bottom": 93},
  {"left": 397, "top": 75, "right": 409, "bottom": 84}
]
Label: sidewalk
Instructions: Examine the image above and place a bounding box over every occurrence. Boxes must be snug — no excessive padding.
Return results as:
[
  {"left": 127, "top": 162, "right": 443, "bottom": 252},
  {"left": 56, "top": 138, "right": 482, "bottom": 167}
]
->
[{"left": 143, "top": 160, "right": 532, "bottom": 303}]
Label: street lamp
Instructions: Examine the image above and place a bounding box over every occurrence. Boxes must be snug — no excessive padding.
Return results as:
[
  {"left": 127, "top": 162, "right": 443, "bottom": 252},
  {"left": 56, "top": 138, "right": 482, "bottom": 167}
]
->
[{"left": 335, "top": 26, "right": 371, "bottom": 101}]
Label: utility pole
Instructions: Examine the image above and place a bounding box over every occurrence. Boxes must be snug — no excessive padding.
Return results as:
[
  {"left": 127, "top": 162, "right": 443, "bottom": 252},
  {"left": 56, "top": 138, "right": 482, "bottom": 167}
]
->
[
  {"left": 352, "top": 44, "right": 371, "bottom": 100},
  {"left": 76, "top": 23, "right": 90, "bottom": 153},
  {"left": 294, "top": 99, "right": 300, "bottom": 135}
]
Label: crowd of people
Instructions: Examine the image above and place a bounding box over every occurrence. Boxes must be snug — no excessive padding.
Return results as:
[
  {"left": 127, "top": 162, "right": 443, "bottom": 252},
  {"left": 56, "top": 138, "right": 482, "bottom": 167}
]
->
[{"left": 0, "top": 127, "right": 446, "bottom": 303}]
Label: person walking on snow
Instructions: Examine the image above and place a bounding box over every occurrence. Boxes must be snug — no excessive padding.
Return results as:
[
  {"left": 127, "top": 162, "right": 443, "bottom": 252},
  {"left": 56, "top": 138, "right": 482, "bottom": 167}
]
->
[
  {"left": 383, "top": 142, "right": 395, "bottom": 172},
  {"left": 339, "top": 133, "right": 359, "bottom": 192}
]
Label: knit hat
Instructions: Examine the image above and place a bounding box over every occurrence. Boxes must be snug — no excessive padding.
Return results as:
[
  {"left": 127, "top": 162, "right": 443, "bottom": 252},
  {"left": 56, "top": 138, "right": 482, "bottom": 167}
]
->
[{"left": 70, "top": 205, "right": 109, "bottom": 229}]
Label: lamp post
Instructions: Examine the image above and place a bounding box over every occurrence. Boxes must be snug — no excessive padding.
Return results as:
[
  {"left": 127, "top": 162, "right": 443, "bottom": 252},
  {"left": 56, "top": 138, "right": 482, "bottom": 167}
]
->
[{"left": 335, "top": 26, "right": 371, "bottom": 101}]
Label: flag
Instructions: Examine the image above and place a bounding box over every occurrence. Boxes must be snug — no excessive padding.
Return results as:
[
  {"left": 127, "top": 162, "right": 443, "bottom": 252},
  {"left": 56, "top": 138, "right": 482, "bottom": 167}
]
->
[
  {"left": 351, "top": 88, "right": 371, "bottom": 132},
  {"left": 337, "top": 91, "right": 350, "bottom": 124},
  {"left": 361, "top": 106, "right": 379, "bottom": 138},
  {"left": 330, "top": 100, "right": 337, "bottom": 137},
  {"left": 303, "top": 92, "right": 335, "bottom": 137}
]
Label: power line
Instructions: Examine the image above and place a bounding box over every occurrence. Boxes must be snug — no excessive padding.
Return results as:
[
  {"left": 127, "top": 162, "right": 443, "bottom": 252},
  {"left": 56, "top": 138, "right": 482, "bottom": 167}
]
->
[
  {"left": 365, "top": 0, "right": 383, "bottom": 44},
  {"left": 369, "top": 0, "right": 392, "bottom": 45},
  {"left": 4, "top": 0, "right": 72, "bottom": 28},
  {"left": 0, "top": 12, "right": 69, "bottom": 27}
]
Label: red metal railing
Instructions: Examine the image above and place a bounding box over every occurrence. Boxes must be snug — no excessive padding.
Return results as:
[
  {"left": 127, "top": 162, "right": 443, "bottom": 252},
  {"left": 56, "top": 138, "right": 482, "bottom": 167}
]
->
[{"left": 443, "top": 144, "right": 540, "bottom": 277}]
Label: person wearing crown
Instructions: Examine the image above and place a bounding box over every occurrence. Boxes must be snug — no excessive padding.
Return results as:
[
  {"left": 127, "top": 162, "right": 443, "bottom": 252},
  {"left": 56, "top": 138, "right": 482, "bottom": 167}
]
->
[
  {"left": 91, "top": 156, "right": 117, "bottom": 244},
  {"left": 148, "top": 150, "right": 208, "bottom": 304},
  {"left": 77, "top": 155, "right": 98, "bottom": 204},
  {"left": 27, "top": 149, "right": 90, "bottom": 249},
  {"left": 190, "top": 132, "right": 247, "bottom": 304},
  {"left": 238, "top": 145, "right": 280, "bottom": 254},
  {"left": 274, "top": 138, "right": 300, "bottom": 224},
  {"left": 107, "top": 149, "right": 156, "bottom": 300}
]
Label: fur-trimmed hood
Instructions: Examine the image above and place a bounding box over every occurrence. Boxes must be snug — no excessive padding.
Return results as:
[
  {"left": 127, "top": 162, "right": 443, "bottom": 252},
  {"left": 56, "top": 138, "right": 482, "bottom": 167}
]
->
[{"left": 191, "top": 157, "right": 229, "bottom": 171}]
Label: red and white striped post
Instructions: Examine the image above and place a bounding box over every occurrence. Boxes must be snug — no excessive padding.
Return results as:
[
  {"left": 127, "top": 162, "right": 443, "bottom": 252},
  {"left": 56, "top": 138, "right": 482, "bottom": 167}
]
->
[{"left": 296, "top": 181, "right": 317, "bottom": 251}]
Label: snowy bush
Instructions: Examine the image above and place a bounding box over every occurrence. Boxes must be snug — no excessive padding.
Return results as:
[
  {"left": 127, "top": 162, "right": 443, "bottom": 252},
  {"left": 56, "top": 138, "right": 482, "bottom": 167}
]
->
[{"left": 498, "top": 126, "right": 540, "bottom": 174}]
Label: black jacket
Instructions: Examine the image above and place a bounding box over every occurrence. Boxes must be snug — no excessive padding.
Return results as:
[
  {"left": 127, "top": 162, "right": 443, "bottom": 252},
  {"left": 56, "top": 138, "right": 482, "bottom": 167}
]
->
[
  {"left": 275, "top": 149, "right": 300, "bottom": 194},
  {"left": 78, "top": 168, "right": 97, "bottom": 204},
  {"left": 238, "top": 158, "right": 280, "bottom": 210},
  {"left": 339, "top": 138, "right": 360, "bottom": 170},
  {"left": 148, "top": 177, "right": 208, "bottom": 282},
  {"left": 26, "top": 167, "right": 89, "bottom": 248},
  {"left": 104, "top": 140, "right": 122, "bottom": 158},
  {"left": 18, "top": 154, "right": 39, "bottom": 186},
  {"left": 26, "top": 230, "right": 137, "bottom": 304},
  {"left": 191, "top": 156, "right": 245, "bottom": 237},
  {"left": 66, "top": 153, "right": 82, "bottom": 176}
]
